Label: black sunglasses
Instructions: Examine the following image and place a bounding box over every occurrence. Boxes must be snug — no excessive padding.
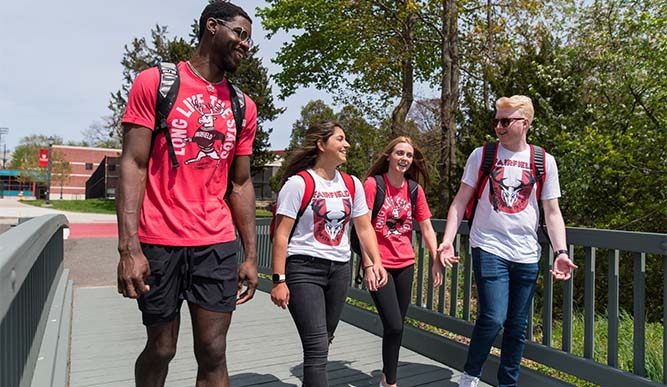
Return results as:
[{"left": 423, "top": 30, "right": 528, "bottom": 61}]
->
[
  {"left": 492, "top": 117, "right": 525, "bottom": 128},
  {"left": 214, "top": 19, "right": 253, "bottom": 47}
]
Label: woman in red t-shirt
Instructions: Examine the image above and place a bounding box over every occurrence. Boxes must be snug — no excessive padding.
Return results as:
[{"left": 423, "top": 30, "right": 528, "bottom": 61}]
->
[{"left": 362, "top": 136, "right": 443, "bottom": 387}]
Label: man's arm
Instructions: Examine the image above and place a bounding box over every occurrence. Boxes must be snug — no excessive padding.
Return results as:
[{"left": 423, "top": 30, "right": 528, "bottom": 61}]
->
[
  {"left": 227, "top": 155, "right": 258, "bottom": 304},
  {"left": 116, "top": 124, "right": 152, "bottom": 299},
  {"left": 542, "top": 198, "right": 577, "bottom": 280},
  {"left": 437, "top": 182, "right": 475, "bottom": 267}
]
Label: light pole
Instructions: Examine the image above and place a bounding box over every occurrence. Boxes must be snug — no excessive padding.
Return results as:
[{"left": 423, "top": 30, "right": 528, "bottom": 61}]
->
[
  {"left": 0, "top": 127, "right": 7, "bottom": 169},
  {"left": 45, "top": 136, "right": 54, "bottom": 205}
]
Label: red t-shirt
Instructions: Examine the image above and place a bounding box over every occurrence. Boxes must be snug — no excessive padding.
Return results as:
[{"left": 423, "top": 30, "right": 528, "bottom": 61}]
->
[
  {"left": 363, "top": 174, "right": 432, "bottom": 269},
  {"left": 122, "top": 61, "right": 257, "bottom": 246}
]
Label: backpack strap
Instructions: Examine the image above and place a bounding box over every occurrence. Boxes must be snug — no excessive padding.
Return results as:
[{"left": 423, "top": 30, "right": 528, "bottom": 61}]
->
[
  {"left": 531, "top": 144, "right": 546, "bottom": 199},
  {"left": 288, "top": 170, "right": 316, "bottom": 241},
  {"left": 407, "top": 178, "right": 419, "bottom": 212},
  {"left": 155, "top": 62, "right": 180, "bottom": 168},
  {"left": 530, "top": 144, "right": 553, "bottom": 249},
  {"left": 340, "top": 171, "right": 356, "bottom": 203},
  {"left": 371, "top": 175, "right": 386, "bottom": 221},
  {"left": 465, "top": 142, "right": 498, "bottom": 226},
  {"left": 224, "top": 79, "right": 247, "bottom": 199}
]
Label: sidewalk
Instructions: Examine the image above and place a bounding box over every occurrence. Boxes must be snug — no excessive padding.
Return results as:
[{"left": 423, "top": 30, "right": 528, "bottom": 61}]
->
[{"left": 0, "top": 197, "right": 117, "bottom": 224}]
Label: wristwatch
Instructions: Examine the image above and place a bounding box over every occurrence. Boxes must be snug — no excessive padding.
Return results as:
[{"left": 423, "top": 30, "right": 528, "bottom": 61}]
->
[
  {"left": 554, "top": 249, "right": 569, "bottom": 258},
  {"left": 272, "top": 273, "right": 286, "bottom": 283}
]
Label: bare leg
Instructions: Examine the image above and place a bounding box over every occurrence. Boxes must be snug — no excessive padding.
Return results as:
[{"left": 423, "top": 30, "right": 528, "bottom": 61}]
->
[
  {"left": 135, "top": 316, "right": 181, "bottom": 387},
  {"left": 189, "top": 302, "right": 233, "bottom": 387}
]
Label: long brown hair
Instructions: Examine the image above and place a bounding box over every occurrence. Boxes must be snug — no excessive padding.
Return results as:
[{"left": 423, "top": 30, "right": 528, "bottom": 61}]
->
[
  {"left": 279, "top": 121, "right": 343, "bottom": 188},
  {"left": 364, "top": 136, "right": 430, "bottom": 187}
]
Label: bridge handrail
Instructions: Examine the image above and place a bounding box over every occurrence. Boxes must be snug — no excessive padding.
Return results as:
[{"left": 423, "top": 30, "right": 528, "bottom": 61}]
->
[
  {"left": 0, "top": 214, "right": 69, "bottom": 387},
  {"left": 253, "top": 217, "right": 667, "bottom": 387}
]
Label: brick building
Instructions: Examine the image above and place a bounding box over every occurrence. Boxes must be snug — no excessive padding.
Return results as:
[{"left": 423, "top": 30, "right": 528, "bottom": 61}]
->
[{"left": 49, "top": 145, "right": 121, "bottom": 200}]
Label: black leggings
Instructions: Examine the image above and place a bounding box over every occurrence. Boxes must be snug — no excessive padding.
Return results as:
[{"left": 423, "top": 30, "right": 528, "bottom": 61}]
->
[{"left": 370, "top": 265, "right": 414, "bottom": 385}]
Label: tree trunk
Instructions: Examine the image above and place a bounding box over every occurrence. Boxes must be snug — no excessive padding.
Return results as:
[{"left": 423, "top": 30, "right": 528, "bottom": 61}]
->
[
  {"left": 438, "top": 0, "right": 459, "bottom": 216},
  {"left": 390, "top": 12, "right": 417, "bottom": 136}
]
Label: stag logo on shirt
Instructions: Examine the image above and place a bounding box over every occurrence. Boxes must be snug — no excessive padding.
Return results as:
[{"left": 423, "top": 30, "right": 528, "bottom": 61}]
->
[
  {"left": 312, "top": 196, "right": 352, "bottom": 246},
  {"left": 488, "top": 168, "right": 535, "bottom": 213}
]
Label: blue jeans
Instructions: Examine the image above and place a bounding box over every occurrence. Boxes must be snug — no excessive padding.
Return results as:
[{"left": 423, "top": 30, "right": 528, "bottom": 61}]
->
[
  {"left": 286, "top": 255, "right": 351, "bottom": 387},
  {"left": 464, "top": 248, "right": 539, "bottom": 387}
]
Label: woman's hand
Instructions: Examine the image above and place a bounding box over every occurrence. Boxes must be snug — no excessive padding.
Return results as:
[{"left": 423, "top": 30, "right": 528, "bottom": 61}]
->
[
  {"left": 374, "top": 262, "right": 388, "bottom": 288},
  {"left": 431, "top": 258, "right": 444, "bottom": 288},
  {"left": 271, "top": 282, "right": 289, "bottom": 309}
]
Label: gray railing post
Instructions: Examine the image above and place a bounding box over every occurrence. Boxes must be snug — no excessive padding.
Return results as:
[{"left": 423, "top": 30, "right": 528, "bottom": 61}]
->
[
  {"left": 633, "top": 252, "right": 646, "bottom": 377},
  {"left": 583, "top": 247, "right": 596, "bottom": 359},
  {"left": 607, "top": 249, "right": 620, "bottom": 368}
]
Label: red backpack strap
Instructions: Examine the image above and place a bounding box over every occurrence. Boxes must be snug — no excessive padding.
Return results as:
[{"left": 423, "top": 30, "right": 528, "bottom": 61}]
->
[
  {"left": 465, "top": 142, "right": 498, "bottom": 220},
  {"left": 340, "top": 171, "right": 356, "bottom": 203},
  {"left": 296, "top": 170, "right": 316, "bottom": 217}
]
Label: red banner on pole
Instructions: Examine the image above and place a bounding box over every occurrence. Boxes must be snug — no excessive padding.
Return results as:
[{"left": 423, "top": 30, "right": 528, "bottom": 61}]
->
[{"left": 38, "top": 148, "right": 49, "bottom": 167}]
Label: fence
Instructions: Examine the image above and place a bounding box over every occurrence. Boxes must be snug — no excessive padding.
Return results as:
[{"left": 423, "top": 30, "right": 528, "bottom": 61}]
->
[
  {"left": 252, "top": 217, "right": 667, "bottom": 387},
  {"left": 0, "top": 215, "right": 71, "bottom": 387}
]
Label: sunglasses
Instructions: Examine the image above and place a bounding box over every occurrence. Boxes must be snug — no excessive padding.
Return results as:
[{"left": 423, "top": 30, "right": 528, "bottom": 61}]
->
[
  {"left": 492, "top": 117, "right": 525, "bottom": 128},
  {"left": 214, "top": 19, "right": 253, "bottom": 47}
]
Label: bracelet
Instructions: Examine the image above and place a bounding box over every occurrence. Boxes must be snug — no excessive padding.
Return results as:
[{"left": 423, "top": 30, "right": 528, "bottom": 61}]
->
[
  {"left": 554, "top": 249, "right": 569, "bottom": 258},
  {"left": 362, "top": 264, "right": 374, "bottom": 270}
]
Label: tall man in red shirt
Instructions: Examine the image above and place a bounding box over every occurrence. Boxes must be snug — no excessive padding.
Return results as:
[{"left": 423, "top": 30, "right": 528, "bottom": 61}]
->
[{"left": 116, "top": 2, "right": 258, "bottom": 386}]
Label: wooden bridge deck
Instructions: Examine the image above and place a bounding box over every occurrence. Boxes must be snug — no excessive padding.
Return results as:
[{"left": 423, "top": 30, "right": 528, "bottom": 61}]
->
[{"left": 69, "top": 288, "right": 489, "bottom": 387}]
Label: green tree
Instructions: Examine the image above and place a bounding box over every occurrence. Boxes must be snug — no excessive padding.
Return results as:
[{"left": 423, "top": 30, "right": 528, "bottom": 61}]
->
[
  {"left": 9, "top": 135, "right": 64, "bottom": 185},
  {"left": 105, "top": 24, "right": 281, "bottom": 174},
  {"left": 258, "top": 0, "right": 433, "bottom": 135},
  {"left": 269, "top": 100, "right": 387, "bottom": 192}
]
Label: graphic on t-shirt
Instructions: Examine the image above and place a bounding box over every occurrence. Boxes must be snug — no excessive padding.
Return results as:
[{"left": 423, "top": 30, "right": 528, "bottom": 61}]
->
[
  {"left": 379, "top": 196, "right": 412, "bottom": 238},
  {"left": 489, "top": 167, "right": 535, "bottom": 213},
  {"left": 183, "top": 99, "right": 231, "bottom": 165},
  {"left": 312, "top": 196, "right": 351, "bottom": 245}
]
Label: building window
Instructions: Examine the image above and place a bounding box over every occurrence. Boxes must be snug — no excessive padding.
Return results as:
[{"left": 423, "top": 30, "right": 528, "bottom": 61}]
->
[{"left": 85, "top": 163, "right": 93, "bottom": 170}]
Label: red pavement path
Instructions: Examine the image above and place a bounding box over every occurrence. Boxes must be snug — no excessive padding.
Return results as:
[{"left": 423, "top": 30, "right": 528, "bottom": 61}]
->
[{"left": 67, "top": 223, "right": 118, "bottom": 239}]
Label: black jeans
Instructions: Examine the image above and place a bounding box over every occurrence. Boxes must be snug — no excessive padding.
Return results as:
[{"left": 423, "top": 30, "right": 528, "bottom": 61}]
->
[
  {"left": 286, "top": 255, "right": 351, "bottom": 387},
  {"left": 370, "top": 265, "right": 414, "bottom": 385}
]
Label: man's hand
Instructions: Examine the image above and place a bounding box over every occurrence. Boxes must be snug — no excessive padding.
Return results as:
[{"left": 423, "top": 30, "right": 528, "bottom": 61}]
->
[
  {"left": 437, "top": 242, "right": 460, "bottom": 268},
  {"left": 271, "top": 282, "right": 289, "bottom": 309},
  {"left": 236, "top": 259, "right": 258, "bottom": 305},
  {"left": 117, "top": 252, "right": 151, "bottom": 299},
  {"left": 551, "top": 255, "right": 577, "bottom": 281}
]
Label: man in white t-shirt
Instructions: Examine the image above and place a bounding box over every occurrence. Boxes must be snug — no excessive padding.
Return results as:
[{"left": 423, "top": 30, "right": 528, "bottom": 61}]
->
[{"left": 437, "top": 95, "right": 577, "bottom": 387}]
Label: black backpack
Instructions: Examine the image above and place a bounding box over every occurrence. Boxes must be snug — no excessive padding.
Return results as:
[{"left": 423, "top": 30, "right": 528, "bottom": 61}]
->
[
  {"left": 351, "top": 175, "right": 418, "bottom": 285},
  {"left": 154, "top": 62, "right": 246, "bottom": 198}
]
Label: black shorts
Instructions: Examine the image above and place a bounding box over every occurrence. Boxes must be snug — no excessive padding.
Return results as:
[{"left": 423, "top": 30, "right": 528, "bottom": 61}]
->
[{"left": 137, "top": 241, "right": 238, "bottom": 326}]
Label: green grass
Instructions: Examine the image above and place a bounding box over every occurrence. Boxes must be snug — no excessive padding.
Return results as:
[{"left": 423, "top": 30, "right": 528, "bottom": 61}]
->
[
  {"left": 22, "top": 199, "right": 116, "bottom": 214},
  {"left": 22, "top": 199, "right": 274, "bottom": 217}
]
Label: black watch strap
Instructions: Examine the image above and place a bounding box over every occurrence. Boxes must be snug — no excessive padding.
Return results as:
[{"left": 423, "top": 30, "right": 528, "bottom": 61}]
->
[{"left": 555, "top": 249, "right": 569, "bottom": 258}]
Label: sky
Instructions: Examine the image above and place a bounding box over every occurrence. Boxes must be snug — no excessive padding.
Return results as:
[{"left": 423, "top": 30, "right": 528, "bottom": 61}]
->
[{"left": 0, "top": 0, "right": 334, "bottom": 152}]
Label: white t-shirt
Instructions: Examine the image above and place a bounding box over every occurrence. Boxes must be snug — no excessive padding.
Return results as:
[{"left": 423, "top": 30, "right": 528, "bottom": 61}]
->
[
  {"left": 461, "top": 143, "right": 561, "bottom": 263},
  {"left": 276, "top": 169, "right": 368, "bottom": 262}
]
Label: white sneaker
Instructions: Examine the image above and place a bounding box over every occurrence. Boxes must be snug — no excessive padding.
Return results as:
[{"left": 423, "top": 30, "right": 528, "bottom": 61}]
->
[{"left": 459, "top": 372, "right": 479, "bottom": 387}]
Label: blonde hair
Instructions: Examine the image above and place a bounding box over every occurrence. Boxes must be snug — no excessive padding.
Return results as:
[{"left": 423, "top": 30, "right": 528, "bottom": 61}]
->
[{"left": 495, "top": 95, "right": 534, "bottom": 124}]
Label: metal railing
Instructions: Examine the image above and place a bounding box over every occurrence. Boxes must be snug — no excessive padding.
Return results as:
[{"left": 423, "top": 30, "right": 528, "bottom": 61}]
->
[
  {"left": 253, "top": 217, "right": 667, "bottom": 387},
  {"left": 0, "top": 215, "right": 70, "bottom": 387}
]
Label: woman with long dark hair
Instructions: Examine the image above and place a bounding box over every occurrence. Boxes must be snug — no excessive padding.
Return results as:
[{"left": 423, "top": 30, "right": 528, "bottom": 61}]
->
[
  {"left": 362, "top": 136, "right": 443, "bottom": 387},
  {"left": 271, "top": 121, "right": 388, "bottom": 387}
]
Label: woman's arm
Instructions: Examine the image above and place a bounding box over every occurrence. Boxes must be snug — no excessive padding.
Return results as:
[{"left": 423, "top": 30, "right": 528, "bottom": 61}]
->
[
  {"left": 419, "top": 218, "right": 443, "bottom": 288},
  {"left": 271, "top": 214, "right": 295, "bottom": 308},
  {"left": 353, "top": 214, "right": 388, "bottom": 291}
]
